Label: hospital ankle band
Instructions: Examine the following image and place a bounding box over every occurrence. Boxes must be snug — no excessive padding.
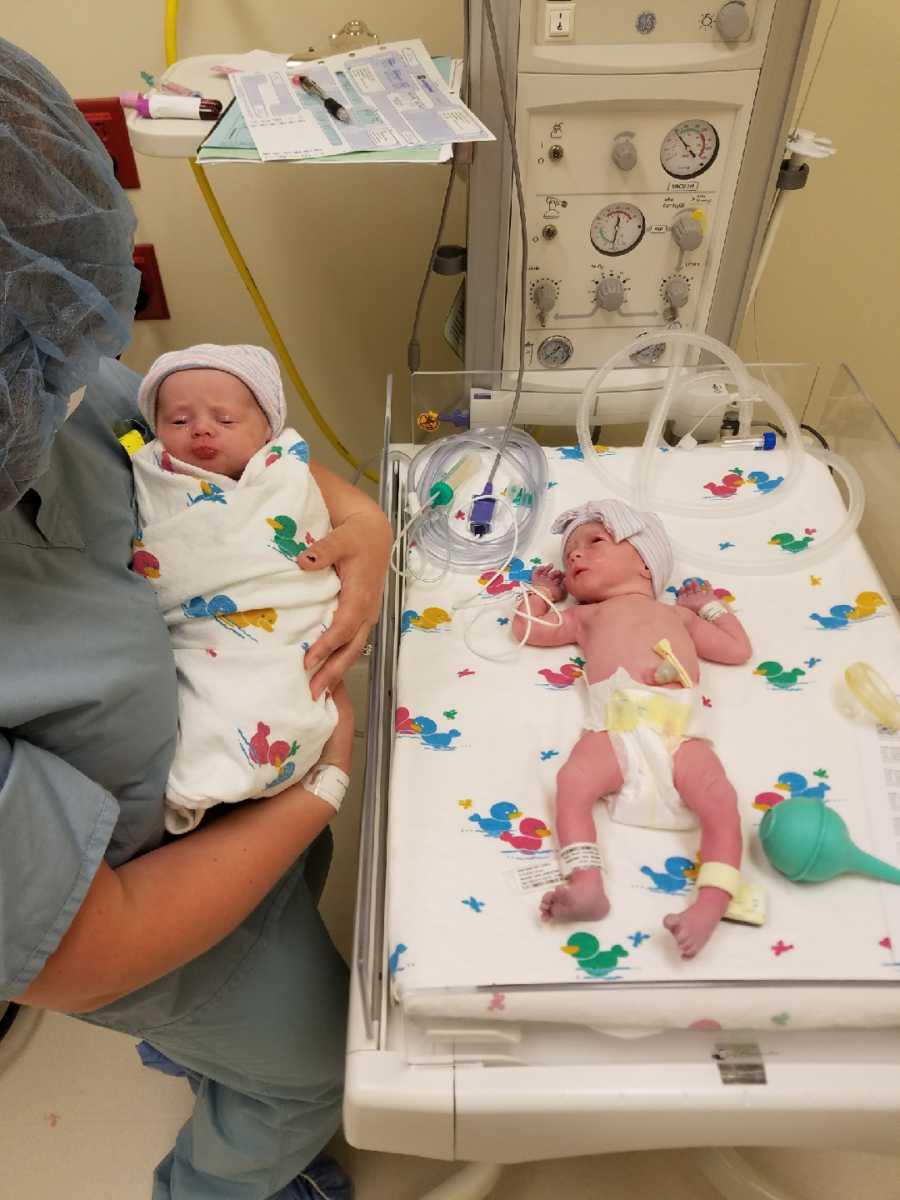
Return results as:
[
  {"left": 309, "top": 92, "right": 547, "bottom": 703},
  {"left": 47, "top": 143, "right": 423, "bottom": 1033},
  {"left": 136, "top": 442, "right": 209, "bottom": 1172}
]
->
[
  {"left": 300, "top": 764, "right": 350, "bottom": 812},
  {"left": 559, "top": 842, "right": 604, "bottom": 874},
  {"left": 699, "top": 600, "right": 728, "bottom": 622},
  {"left": 696, "top": 861, "right": 742, "bottom": 897}
]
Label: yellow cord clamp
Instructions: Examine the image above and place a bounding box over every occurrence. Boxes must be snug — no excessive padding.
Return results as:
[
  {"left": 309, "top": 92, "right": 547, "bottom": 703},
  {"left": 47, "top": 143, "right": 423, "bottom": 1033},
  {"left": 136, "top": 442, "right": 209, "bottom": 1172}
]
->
[{"left": 653, "top": 638, "right": 694, "bottom": 688}]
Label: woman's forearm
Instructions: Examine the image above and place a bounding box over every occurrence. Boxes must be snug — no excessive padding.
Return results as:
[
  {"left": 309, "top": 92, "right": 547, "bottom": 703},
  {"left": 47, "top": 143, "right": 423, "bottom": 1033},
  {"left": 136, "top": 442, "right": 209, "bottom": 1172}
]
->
[
  {"left": 310, "top": 460, "right": 389, "bottom": 531},
  {"left": 16, "top": 783, "right": 335, "bottom": 1013}
]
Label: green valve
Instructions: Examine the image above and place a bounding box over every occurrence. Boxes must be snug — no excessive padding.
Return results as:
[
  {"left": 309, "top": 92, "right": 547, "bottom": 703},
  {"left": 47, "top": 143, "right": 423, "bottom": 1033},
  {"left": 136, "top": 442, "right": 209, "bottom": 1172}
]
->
[{"left": 429, "top": 480, "right": 454, "bottom": 507}]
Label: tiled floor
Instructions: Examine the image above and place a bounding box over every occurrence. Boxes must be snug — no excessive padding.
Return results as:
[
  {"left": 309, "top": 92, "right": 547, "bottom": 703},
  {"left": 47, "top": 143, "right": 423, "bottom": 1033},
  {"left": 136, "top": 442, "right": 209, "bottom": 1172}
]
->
[{"left": 3, "top": 687, "right": 900, "bottom": 1198}]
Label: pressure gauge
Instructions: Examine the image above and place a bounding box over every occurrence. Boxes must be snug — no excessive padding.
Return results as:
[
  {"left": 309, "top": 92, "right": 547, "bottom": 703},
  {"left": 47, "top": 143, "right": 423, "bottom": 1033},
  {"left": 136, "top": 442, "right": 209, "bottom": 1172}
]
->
[
  {"left": 589, "top": 202, "right": 646, "bottom": 256},
  {"left": 537, "top": 335, "right": 574, "bottom": 367},
  {"left": 660, "top": 120, "right": 719, "bottom": 179},
  {"left": 630, "top": 339, "right": 666, "bottom": 366}
]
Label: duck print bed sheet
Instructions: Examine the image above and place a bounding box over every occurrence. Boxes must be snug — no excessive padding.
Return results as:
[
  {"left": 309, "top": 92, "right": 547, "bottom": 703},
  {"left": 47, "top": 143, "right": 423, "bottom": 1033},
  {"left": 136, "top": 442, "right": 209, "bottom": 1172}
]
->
[{"left": 386, "top": 445, "right": 900, "bottom": 1032}]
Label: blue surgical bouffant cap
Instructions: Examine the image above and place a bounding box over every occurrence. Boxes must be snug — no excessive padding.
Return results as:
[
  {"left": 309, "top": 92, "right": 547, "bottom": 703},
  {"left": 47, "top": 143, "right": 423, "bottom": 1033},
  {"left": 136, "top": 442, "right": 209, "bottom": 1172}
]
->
[{"left": 0, "top": 38, "right": 140, "bottom": 511}]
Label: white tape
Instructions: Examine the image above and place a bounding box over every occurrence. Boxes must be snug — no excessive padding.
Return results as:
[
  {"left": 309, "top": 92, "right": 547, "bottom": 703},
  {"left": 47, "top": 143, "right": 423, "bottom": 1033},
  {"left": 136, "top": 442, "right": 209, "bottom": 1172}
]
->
[
  {"left": 699, "top": 600, "right": 728, "bottom": 622},
  {"left": 300, "top": 764, "right": 349, "bottom": 813},
  {"left": 559, "top": 841, "right": 604, "bottom": 875}
]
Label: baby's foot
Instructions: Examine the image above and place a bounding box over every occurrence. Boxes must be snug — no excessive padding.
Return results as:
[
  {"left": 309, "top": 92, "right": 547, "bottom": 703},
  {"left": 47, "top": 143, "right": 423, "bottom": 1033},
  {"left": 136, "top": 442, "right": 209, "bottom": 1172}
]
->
[
  {"left": 664, "top": 892, "right": 729, "bottom": 959},
  {"left": 540, "top": 870, "right": 610, "bottom": 923}
]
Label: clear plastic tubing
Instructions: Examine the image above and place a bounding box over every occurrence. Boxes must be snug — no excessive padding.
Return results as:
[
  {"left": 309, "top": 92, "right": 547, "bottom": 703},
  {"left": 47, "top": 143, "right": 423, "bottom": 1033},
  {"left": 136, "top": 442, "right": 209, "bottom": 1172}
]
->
[
  {"left": 406, "top": 426, "right": 547, "bottom": 572},
  {"left": 575, "top": 329, "right": 865, "bottom": 575}
]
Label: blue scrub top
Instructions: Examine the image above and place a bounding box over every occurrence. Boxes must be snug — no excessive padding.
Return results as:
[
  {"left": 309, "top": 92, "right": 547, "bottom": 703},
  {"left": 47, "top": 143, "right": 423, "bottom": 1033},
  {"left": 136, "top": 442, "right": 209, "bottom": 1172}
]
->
[{"left": 0, "top": 358, "right": 177, "bottom": 996}]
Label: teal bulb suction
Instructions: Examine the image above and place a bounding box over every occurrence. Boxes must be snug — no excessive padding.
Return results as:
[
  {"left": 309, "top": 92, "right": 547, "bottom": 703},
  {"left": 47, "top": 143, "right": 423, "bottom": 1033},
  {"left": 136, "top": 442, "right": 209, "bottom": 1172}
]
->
[{"left": 760, "top": 797, "right": 900, "bottom": 885}]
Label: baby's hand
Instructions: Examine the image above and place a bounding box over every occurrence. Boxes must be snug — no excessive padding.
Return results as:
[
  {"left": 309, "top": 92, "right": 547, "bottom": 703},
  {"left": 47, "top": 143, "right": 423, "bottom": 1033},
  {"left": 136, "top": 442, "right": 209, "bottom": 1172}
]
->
[
  {"left": 675, "top": 577, "right": 718, "bottom": 613},
  {"left": 529, "top": 564, "right": 566, "bottom": 602}
]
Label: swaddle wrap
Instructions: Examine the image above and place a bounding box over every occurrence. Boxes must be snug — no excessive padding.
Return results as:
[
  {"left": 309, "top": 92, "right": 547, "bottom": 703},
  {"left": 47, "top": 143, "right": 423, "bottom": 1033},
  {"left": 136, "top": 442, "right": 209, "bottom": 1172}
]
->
[{"left": 132, "top": 427, "right": 338, "bottom": 832}]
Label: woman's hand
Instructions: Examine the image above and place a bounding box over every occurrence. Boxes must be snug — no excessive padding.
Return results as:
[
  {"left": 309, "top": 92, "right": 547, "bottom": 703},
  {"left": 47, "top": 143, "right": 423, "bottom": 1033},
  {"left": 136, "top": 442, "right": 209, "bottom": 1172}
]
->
[{"left": 300, "top": 464, "right": 392, "bottom": 699}]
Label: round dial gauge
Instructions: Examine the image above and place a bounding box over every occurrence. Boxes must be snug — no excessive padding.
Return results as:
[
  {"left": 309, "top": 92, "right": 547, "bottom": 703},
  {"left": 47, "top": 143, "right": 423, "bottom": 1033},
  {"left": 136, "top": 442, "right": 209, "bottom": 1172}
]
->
[
  {"left": 630, "top": 339, "right": 666, "bottom": 366},
  {"left": 590, "top": 202, "right": 646, "bottom": 256},
  {"left": 537, "top": 335, "right": 574, "bottom": 368},
  {"left": 660, "top": 119, "right": 719, "bottom": 179}
]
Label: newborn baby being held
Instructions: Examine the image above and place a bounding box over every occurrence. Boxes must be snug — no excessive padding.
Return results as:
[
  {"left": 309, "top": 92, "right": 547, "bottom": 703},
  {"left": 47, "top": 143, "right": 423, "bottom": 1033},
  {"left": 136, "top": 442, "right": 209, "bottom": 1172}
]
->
[
  {"left": 132, "top": 344, "right": 343, "bottom": 835},
  {"left": 511, "top": 499, "right": 752, "bottom": 959}
]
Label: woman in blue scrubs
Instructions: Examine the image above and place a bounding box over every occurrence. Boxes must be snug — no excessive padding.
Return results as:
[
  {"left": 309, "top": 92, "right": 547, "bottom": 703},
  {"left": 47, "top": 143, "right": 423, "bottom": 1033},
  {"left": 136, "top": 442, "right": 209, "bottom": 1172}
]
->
[{"left": 0, "top": 39, "right": 390, "bottom": 1200}]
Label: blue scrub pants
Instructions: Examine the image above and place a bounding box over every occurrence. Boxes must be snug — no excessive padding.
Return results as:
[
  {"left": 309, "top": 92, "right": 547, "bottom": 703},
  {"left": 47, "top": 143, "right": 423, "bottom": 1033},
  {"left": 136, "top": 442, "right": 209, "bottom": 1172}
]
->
[{"left": 80, "top": 833, "right": 348, "bottom": 1200}]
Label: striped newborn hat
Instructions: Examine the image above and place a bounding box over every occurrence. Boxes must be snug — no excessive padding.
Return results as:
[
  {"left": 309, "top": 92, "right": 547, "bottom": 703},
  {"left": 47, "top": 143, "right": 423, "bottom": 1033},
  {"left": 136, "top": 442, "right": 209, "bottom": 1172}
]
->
[
  {"left": 551, "top": 498, "right": 673, "bottom": 597},
  {"left": 137, "top": 344, "right": 285, "bottom": 436}
]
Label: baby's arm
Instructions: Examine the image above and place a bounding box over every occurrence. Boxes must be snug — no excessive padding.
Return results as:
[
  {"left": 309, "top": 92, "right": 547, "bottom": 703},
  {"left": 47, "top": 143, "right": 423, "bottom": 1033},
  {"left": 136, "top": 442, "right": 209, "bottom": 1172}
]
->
[
  {"left": 511, "top": 565, "right": 580, "bottom": 648},
  {"left": 675, "top": 580, "right": 752, "bottom": 665}
]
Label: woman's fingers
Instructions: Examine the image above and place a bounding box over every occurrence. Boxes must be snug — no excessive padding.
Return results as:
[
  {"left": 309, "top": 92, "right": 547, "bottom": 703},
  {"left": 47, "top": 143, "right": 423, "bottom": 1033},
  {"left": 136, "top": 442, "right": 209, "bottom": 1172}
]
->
[
  {"left": 297, "top": 525, "right": 347, "bottom": 571},
  {"left": 309, "top": 623, "right": 371, "bottom": 701}
]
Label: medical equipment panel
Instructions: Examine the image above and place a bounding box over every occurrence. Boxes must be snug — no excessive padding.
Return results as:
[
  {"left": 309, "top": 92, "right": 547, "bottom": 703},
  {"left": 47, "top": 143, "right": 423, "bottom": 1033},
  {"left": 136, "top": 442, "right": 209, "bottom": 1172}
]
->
[
  {"left": 465, "top": 0, "right": 819, "bottom": 373},
  {"left": 511, "top": 71, "right": 756, "bottom": 370}
]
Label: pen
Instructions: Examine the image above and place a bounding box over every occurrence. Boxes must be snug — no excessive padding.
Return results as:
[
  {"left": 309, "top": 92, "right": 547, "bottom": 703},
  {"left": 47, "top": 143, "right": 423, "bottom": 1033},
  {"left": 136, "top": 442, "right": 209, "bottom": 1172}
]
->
[{"left": 291, "top": 74, "right": 351, "bottom": 124}]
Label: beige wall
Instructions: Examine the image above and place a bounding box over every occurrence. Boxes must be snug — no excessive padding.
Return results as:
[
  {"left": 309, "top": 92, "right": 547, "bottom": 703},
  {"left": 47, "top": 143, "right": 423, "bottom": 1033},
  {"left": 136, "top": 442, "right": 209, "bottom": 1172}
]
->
[{"left": 737, "top": 0, "right": 900, "bottom": 442}]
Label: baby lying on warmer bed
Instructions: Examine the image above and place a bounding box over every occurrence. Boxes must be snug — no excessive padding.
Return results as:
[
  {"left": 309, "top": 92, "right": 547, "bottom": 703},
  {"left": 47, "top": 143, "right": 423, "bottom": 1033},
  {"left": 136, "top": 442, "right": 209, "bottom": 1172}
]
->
[{"left": 512, "top": 499, "right": 753, "bottom": 958}]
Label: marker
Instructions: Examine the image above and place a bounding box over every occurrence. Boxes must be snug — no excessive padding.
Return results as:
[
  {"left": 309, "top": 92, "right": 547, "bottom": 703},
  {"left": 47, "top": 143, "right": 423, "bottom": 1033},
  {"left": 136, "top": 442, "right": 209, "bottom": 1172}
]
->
[
  {"left": 291, "top": 75, "right": 351, "bottom": 124},
  {"left": 120, "top": 92, "right": 222, "bottom": 121}
]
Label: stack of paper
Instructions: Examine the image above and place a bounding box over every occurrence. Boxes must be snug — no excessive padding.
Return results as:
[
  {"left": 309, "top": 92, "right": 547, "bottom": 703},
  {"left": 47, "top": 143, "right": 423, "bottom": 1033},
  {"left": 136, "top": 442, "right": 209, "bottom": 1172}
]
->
[{"left": 198, "top": 41, "right": 492, "bottom": 166}]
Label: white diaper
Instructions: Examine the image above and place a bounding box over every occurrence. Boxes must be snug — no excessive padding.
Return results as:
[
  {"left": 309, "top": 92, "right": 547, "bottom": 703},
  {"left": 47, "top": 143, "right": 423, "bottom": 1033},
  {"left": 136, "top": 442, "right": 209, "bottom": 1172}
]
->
[{"left": 584, "top": 667, "right": 705, "bottom": 832}]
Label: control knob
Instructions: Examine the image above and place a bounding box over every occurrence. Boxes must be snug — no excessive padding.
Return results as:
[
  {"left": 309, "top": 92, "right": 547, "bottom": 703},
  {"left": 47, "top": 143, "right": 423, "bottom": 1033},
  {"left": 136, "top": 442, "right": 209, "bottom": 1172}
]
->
[
  {"left": 664, "top": 277, "right": 690, "bottom": 310},
  {"left": 611, "top": 137, "right": 637, "bottom": 171},
  {"left": 716, "top": 2, "right": 749, "bottom": 41},
  {"left": 595, "top": 276, "right": 626, "bottom": 312},
  {"left": 532, "top": 279, "right": 558, "bottom": 325},
  {"left": 671, "top": 212, "right": 704, "bottom": 251}
]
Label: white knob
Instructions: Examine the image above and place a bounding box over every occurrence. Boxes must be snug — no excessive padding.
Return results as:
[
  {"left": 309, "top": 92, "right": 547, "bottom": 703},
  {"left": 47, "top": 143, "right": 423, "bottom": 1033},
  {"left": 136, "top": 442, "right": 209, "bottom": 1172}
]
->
[
  {"left": 671, "top": 213, "right": 704, "bottom": 251},
  {"left": 612, "top": 138, "right": 637, "bottom": 171},
  {"left": 665, "top": 278, "right": 690, "bottom": 309},
  {"left": 533, "top": 281, "right": 557, "bottom": 321},
  {"left": 595, "top": 277, "right": 625, "bottom": 312},
  {"left": 717, "top": 2, "right": 749, "bottom": 41}
]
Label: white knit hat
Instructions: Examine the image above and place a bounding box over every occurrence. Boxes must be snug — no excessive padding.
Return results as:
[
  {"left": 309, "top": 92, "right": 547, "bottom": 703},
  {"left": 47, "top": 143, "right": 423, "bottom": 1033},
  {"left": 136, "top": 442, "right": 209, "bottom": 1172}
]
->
[
  {"left": 137, "top": 344, "right": 285, "bottom": 436},
  {"left": 551, "top": 498, "right": 674, "bottom": 597}
]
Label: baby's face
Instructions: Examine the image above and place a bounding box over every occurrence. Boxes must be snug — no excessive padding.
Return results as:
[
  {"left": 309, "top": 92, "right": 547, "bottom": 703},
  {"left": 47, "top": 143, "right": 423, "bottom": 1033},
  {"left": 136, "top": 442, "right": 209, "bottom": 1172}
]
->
[
  {"left": 563, "top": 520, "right": 652, "bottom": 602},
  {"left": 155, "top": 368, "right": 271, "bottom": 480}
]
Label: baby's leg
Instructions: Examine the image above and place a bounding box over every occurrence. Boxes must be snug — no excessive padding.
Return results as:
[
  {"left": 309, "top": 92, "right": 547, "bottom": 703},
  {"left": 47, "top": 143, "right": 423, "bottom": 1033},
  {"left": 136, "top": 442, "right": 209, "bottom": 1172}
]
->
[
  {"left": 664, "top": 738, "right": 742, "bottom": 958},
  {"left": 540, "top": 731, "right": 623, "bottom": 923}
]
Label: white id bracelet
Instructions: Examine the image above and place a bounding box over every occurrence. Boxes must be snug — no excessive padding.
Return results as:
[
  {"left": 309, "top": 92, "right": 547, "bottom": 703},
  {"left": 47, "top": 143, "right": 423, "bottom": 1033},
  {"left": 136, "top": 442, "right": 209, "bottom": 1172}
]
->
[
  {"left": 300, "top": 764, "right": 350, "bottom": 813},
  {"left": 699, "top": 600, "right": 728, "bottom": 622},
  {"left": 559, "top": 842, "right": 604, "bottom": 875}
]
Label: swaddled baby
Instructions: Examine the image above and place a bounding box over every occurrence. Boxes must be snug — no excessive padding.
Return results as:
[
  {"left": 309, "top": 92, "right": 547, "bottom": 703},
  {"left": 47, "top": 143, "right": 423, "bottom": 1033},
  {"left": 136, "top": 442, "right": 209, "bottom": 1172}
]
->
[
  {"left": 131, "top": 344, "right": 343, "bottom": 833},
  {"left": 511, "top": 499, "right": 753, "bottom": 958}
]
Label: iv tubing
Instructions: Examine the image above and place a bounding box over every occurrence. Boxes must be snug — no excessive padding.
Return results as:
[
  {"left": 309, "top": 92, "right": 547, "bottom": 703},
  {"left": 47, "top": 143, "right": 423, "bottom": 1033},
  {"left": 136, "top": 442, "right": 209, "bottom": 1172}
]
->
[
  {"left": 164, "top": 1, "right": 376, "bottom": 483},
  {"left": 406, "top": 427, "right": 547, "bottom": 573}
]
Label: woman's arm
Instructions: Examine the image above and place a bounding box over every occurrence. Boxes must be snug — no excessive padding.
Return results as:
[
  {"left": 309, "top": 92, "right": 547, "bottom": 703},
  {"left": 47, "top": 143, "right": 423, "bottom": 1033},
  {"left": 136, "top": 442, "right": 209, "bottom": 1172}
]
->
[
  {"left": 301, "top": 462, "right": 392, "bottom": 699},
  {"left": 15, "top": 687, "right": 354, "bottom": 1014}
]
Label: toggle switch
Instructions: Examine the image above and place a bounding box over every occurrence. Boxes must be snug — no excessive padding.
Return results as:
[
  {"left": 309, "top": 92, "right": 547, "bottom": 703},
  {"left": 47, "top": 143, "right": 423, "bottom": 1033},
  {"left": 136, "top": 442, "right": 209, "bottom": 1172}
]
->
[{"left": 546, "top": 5, "right": 574, "bottom": 39}]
